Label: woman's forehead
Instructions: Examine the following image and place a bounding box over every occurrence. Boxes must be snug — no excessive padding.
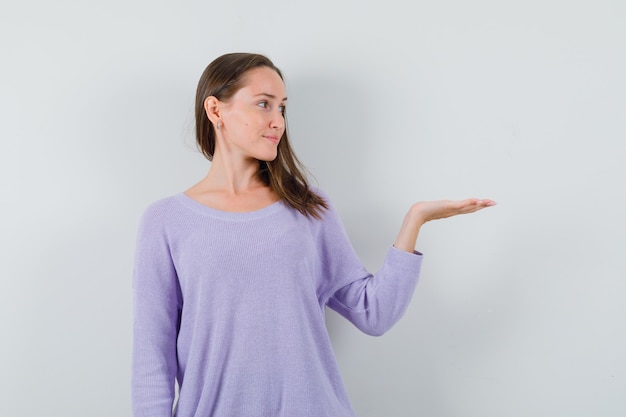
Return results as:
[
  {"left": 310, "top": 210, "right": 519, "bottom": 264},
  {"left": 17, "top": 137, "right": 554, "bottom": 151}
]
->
[{"left": 239, "top": 67, "right": 287, "bottom": 98}]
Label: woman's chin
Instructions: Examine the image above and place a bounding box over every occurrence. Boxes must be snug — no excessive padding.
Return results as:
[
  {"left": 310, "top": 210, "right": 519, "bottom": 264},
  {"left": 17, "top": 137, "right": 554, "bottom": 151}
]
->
[{"left": 258, "top": 153, "right": 278, "bottom": 163}]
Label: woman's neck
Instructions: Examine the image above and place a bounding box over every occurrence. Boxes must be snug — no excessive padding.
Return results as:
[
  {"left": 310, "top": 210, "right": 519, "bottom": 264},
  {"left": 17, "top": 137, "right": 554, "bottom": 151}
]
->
[{"left": 184, "top": 155, "right": 278, "bottom": 212}]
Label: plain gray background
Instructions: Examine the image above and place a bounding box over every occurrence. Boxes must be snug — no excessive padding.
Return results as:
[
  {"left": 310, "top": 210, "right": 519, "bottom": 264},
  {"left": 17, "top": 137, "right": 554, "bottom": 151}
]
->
[{"left": 1, "top": 1, "right": 624, "bottom": 416}]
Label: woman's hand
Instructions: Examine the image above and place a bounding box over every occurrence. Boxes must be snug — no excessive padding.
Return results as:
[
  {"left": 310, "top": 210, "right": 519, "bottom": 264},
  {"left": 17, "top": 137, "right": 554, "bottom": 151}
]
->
[
  {"left": 410, "top": 198, "right": 496, "bottom": 224},
  {"left": 394, "top": 198, "right": 496, "bottom": 253}
]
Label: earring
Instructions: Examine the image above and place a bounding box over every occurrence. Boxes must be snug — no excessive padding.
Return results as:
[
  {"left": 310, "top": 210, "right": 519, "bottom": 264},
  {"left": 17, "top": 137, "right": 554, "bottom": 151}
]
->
[{"left": 216, "top": 120, "right": 221, "bottom": 130}]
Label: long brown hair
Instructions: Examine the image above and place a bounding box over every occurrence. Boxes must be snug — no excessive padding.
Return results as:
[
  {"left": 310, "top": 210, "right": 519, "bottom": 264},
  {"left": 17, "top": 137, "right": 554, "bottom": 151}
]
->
[{"left": 195, "top": 52, "right": 327, "bottom": 218}]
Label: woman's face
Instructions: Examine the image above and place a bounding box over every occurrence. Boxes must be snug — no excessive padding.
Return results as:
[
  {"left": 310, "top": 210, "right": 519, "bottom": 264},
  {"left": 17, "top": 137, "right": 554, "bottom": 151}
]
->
[{"left": 217, "top": 66, "right": 287, "bottom": 162}]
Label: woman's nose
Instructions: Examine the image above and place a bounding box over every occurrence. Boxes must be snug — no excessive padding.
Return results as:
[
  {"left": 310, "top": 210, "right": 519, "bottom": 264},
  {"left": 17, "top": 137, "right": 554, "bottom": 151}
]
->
[{"left": 270, "top": 111, "right": 284, "bottom": 130}]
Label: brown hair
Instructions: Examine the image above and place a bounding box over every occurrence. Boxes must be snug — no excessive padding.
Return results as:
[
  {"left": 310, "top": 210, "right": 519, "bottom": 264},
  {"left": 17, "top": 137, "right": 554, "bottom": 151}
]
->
[{"left": 195, "top": 52, "right": 327, "bottom": 218}]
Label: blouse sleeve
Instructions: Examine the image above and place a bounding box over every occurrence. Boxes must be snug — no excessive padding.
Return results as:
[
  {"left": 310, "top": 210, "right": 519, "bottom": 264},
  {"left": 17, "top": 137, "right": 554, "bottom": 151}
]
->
[
  {"left": 327, "top": 246, "right": 422, "bottom": 336},
  {"left": 131, "top": 204, "right": 182, "bottom": 417},
  {"left": 316, "top": 194, "right": 423, "bottom": 336}
]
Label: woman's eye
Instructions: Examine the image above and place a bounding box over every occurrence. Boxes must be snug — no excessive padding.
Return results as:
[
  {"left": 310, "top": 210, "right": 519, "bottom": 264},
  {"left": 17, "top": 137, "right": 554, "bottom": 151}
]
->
[{"left": 257, "top": 101, "right": 285, "bottom": 114}]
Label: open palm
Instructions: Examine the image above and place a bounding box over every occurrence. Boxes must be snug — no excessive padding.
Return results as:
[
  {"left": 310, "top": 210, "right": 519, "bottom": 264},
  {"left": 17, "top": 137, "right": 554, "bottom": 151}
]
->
[{"left": 412, "top": 198, "right": 496, "bottom": 223}]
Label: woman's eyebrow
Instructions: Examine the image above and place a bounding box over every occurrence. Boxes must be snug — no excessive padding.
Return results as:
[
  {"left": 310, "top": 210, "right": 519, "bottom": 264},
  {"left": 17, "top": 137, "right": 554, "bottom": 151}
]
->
[{"left": 254, "top": 93, "right": 288, "bottom": 101}]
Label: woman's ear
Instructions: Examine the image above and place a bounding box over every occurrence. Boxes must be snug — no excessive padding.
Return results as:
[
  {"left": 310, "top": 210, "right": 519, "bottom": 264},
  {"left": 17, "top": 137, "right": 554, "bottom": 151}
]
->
[{"left": 204, "top": 96, "right": 221, "bottom": 126}]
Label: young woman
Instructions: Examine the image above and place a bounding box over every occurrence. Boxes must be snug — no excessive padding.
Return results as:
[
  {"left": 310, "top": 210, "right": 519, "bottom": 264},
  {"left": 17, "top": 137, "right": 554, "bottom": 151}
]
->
[{"left": 132, "top": 52, "right": 495, "bottom": 417}]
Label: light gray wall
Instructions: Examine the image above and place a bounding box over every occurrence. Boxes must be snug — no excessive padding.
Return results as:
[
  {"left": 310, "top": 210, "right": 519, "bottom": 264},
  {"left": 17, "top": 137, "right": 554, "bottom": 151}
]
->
[{"left": 1, "top": 1, "right": 624, "bottom": 416}]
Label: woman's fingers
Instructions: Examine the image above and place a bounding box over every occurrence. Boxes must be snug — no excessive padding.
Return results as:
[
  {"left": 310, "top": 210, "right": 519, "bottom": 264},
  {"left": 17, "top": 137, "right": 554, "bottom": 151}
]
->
[
  {"left": 412, "top": 198, "right": 496, "bottom": 222},
  {"left": 458, "top": 198, "right": 496, "bottom": 213}
]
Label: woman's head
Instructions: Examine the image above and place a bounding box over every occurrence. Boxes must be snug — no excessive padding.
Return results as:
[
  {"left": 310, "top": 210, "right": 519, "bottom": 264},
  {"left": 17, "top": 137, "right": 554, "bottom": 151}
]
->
[
  {"left": 195, "top": 53, "right": 285, "bottom": 161},
  {"left": 194, "top": 52, "right": 328, "bottom": 218}
]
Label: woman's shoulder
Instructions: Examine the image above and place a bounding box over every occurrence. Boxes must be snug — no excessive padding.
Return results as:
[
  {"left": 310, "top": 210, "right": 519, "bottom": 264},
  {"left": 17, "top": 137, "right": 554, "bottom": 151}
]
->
[
  {"left": 144, "top": 193, "right": 181, "bottom": 211},
  {"left": 303, "top": 186, "right": 345, "bottom": 228},
  {"left": 138, "top": 193, "right": 187, "bottom": 224},
  {"left": 307, "top": 185, "right": 336, "bottom": 209}
]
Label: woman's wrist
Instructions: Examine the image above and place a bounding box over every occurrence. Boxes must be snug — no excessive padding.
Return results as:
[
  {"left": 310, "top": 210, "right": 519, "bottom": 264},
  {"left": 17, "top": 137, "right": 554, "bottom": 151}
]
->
[{"left": 393, "top": 207, "right": 425, "bottom": 253}]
